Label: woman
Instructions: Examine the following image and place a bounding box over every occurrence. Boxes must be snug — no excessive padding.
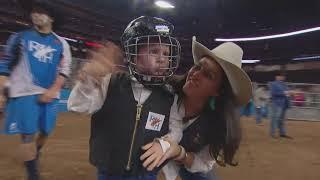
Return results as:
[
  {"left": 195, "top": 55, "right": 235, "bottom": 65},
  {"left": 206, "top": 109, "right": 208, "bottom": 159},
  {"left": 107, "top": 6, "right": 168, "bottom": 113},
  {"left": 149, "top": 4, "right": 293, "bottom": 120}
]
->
[{"left": 143, "top": 37, "right": 252, "bottom": 179}]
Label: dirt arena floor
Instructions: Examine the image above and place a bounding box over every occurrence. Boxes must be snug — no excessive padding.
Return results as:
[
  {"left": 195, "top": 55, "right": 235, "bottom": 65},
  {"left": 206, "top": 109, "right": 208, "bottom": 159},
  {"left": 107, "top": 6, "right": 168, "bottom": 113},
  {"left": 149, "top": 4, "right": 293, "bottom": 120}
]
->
[{"left": 1, "top": 112, "right": 320, "bottom": 180}]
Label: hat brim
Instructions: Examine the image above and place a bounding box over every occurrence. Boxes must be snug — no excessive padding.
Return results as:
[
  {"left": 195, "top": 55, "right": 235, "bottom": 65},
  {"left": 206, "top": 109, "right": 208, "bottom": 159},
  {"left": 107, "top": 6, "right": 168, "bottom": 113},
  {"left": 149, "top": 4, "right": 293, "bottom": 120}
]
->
[{"left": 192, "top": 39, "right": 252, "bottom": 106}]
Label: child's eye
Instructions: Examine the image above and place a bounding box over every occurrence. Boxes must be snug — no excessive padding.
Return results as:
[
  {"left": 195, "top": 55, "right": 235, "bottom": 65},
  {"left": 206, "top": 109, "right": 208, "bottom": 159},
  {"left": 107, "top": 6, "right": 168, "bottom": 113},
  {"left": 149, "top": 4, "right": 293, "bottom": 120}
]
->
[{"left": 150, "top": 49, "right": 158, "bottom": 54}]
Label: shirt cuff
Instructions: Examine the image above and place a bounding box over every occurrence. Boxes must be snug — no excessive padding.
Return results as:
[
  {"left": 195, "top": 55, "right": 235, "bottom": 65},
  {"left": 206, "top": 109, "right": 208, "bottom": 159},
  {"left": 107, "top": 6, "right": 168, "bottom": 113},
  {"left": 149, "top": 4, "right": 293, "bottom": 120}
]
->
[
  {"left": 156, "top": 138, "right": 171, "bottom": 153},
  {"left": 185, "top": 155, "right": 215, "bottom": 173}
]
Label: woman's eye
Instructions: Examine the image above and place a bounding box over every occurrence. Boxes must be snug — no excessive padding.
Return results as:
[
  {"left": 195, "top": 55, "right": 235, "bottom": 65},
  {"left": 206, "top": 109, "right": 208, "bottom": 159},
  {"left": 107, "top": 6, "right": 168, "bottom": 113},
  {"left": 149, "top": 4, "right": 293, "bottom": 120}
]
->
[
  {"left": 206, "top": 73, "right": 215, "bottom": 80},
  {"left": 194, "top": 64, "right": 201, "bottom": 70}
]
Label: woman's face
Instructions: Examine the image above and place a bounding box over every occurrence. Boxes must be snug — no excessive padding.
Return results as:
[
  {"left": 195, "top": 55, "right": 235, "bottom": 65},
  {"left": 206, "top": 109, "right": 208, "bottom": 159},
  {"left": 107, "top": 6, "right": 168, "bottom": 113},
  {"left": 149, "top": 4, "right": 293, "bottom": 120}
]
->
[{"left": 183, "top": 56, "right": 224, "bottom": 98}]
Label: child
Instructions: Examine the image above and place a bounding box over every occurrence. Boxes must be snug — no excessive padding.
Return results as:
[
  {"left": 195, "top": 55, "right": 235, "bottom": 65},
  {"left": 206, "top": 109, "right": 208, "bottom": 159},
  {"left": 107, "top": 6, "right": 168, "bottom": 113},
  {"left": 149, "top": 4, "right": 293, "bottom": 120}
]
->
[{"left": 68, "top": 16, "right": 181, "bottom": 179}]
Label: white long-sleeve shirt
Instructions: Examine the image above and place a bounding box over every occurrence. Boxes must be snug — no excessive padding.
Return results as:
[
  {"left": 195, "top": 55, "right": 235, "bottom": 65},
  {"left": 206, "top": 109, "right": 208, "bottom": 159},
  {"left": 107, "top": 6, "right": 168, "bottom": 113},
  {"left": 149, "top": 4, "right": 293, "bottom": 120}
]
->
[
  {"left": 163, "top": 102, "right": 216, "bottom": 180},
  {"left": 67, "top": 73, "right": 183, "bottom": 146}
]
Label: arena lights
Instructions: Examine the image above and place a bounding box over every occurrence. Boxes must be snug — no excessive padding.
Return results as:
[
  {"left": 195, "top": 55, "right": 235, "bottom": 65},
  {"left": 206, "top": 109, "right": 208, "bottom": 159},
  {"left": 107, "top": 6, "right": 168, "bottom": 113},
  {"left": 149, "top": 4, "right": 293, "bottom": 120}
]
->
[
  {"left": 155, "top": 1, "right": 175, "bottom": 8},
  {"left": 292, "top": 56, "right": 320, "bottom": 61},
  {"left": 215, "top": 27, "right": 320, "bottom": 42},
  {"left": 242, "top": 60, "right": 260, "bottom": 64}
]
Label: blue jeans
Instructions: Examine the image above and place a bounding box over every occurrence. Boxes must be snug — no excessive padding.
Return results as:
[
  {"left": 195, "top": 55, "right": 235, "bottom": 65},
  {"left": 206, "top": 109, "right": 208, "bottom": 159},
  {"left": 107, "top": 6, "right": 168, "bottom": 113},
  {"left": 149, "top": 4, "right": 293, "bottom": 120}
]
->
[
  {"left": 255, "top": 107, "right": 262, "bottom": 124},
  {"left": 97, "top": 168, "right": 157, "bottom": 180},
  {"left": 179, "top": 168, "right": 219, "bottom": 180},
  {"left": 256, "top": 106, "right": 268, "bottom": 124},
  {"left": 270, "top": 103, "right": 287, "bottom": 136},
  {"left": 261, "top": 106, "right": 268, "bottom": 118}
]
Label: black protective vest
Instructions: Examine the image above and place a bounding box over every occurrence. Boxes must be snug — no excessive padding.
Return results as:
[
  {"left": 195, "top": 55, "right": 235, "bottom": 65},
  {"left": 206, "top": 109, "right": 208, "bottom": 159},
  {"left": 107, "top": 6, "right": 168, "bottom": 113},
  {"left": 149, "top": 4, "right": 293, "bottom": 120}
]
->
[{"left": 89, "top": 73, "right": 173, "bottom": 176}]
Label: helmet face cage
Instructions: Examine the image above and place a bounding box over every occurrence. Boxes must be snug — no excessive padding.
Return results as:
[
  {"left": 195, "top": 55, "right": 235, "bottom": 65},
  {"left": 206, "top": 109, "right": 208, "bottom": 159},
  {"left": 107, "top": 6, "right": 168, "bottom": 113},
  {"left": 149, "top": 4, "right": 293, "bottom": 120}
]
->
[{"left": 123, "top": 34, "right": 181, "bottom": 86}]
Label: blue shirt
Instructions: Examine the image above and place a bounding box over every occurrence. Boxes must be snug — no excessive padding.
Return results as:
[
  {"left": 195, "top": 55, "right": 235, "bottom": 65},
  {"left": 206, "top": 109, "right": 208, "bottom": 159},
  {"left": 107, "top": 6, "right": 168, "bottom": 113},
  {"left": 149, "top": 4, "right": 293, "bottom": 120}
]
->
[
  {"left": 270, "top": 80, "right": 289, "bottom": 108},
  {"left": 0, "top": 29, "right": 71, "bottom": 97}
]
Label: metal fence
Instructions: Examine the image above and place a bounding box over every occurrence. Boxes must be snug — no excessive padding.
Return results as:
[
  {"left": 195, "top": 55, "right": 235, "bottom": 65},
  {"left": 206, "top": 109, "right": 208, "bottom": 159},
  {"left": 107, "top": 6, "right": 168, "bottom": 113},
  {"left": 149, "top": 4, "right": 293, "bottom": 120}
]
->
[
  {"left": 285, "top": 83, "right": 320, "bottom": 121},
  {"left": 255, "top": 82, "right": 320, "bottom": 121},
  {"left": 1, "top": 43, "right": 320, "bottom": 121}
]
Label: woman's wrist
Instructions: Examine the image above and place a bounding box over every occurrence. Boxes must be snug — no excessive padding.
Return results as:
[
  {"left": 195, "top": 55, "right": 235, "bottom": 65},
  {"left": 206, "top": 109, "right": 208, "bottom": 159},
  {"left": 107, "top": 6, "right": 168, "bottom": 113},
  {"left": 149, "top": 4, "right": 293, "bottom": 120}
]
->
[
  {"left": 173, "top": 146, "right": 194, "bottom": 167},
  {"left": 174, "top": 145, "right": 186, "bottom": 161},
  {"left": 183, "top": 152, "right": 194, "bottom": 168}
]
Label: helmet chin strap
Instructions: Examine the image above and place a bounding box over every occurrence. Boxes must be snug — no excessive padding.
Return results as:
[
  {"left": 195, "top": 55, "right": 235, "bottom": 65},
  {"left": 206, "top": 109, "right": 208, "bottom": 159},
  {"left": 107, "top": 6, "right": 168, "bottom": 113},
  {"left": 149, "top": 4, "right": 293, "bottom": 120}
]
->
[
  {"left": 128, "top": 62, "right": 168, "bottom": 86},
  {"left": 131, "top": 73, "right": 166, "bottom": 87}
]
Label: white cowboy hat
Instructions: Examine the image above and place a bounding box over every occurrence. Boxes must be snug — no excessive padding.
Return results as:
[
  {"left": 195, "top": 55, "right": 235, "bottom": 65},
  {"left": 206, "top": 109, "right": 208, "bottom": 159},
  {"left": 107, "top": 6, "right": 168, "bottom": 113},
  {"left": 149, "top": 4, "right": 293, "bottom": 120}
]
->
[{"left": 192, "top": 36, "right": 252, "bottom": 106}]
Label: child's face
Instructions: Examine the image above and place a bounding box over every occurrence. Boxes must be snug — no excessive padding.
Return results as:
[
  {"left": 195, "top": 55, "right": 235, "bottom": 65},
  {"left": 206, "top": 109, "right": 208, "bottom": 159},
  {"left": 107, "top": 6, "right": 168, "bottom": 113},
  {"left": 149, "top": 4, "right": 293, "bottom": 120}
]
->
[{"left": 135, "top": 44, "right": 170, "bottom": 76}]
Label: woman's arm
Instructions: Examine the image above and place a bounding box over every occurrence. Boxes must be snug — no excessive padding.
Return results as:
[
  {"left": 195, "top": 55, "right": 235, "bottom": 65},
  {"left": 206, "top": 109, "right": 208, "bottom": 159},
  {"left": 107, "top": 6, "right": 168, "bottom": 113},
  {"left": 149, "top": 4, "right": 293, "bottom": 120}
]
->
[
  {"left": 157, "top": 144, "right": 215, "bottom": 173},
  {"left": 183, "top": 145, "right": 215, "bottom": 173},
  {"left": 163, "top": 95, "right": 184, "bottom": 143}
]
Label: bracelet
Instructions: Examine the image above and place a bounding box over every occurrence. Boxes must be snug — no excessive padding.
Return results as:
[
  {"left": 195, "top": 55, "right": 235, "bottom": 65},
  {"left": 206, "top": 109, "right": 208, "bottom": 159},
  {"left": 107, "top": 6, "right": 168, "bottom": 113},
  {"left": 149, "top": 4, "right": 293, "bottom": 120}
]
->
[
  {"left": 174, "top": 145, "right": 186, "bottom": 161},
  {"left": 172, "top": 145, "right": 182, "bottom": 159}
]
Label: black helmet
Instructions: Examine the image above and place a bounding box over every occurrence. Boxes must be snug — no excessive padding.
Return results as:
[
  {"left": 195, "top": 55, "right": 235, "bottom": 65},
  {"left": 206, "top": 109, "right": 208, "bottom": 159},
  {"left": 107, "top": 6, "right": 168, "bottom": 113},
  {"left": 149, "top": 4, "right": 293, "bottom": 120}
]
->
[{"left": 121, "top": 16, "right": 181, "bottom": 86}]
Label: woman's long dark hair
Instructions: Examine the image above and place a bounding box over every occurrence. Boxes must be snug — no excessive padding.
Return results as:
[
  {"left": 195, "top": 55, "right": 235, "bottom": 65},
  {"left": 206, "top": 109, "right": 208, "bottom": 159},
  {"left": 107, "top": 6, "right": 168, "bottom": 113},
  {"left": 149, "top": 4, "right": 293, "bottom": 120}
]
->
[{"left": 168, "top": 74, "right": 242, "bottom": 166}]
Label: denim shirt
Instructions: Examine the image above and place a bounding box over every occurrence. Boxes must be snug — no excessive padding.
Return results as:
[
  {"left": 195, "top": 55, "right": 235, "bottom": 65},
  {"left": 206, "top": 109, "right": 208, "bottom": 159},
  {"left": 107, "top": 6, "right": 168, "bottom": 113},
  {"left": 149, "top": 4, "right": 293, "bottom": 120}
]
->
[{"left": 270, "top": 80, "right": 289, "bottom": 108}]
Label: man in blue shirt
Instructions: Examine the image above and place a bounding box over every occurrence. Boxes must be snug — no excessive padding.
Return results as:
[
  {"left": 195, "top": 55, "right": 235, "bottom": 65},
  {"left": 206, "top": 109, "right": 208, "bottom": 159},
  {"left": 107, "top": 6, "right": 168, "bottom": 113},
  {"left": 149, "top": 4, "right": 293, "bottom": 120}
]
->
[
  {"left": 270, "top": 72, "right": 292, "bottom": 139},
  {"left": 0, "top": 1, "right": 71, "bottom": 179}
]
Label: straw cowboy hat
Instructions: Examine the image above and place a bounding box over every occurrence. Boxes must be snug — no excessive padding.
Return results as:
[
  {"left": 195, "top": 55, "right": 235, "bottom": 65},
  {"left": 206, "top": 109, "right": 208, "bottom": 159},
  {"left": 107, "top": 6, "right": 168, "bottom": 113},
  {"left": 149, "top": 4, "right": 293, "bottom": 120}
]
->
[{"left": 192, "top": 36, "right": 252, "bottom": 106}]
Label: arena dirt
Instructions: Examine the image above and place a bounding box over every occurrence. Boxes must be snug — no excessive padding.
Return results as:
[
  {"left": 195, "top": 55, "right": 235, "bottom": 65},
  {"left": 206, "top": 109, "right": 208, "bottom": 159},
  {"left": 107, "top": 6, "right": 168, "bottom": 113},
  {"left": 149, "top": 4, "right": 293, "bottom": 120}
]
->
[{"left": 1, "top": 113, "right": 320, "bottom": 180}]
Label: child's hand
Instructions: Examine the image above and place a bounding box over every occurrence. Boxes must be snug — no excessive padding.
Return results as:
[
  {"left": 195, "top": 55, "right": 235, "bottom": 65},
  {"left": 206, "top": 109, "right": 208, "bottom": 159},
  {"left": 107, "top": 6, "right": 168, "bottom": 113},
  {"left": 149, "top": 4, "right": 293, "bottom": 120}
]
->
[
  {"left": 140, "top": 141, "right": 164, "bottom": 171},
  {"left": 79, "top": 60, "right": 109, "bottom": 84},
  {"left": 78, "top": 42, "right": 123, "bottom": 84}
]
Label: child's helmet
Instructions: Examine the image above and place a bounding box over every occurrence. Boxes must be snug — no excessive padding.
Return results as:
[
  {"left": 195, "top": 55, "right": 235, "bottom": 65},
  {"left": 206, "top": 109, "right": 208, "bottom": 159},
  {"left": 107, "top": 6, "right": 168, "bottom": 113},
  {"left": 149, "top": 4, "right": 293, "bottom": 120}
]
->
[{"left": 121, "top": 16, "right": 181, "bottom": 86}]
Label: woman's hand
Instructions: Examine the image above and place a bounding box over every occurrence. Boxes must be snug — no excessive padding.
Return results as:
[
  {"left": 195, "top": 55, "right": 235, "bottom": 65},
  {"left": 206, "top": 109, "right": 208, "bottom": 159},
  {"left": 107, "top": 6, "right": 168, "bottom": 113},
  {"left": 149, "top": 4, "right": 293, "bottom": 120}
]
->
[
  {"left": 156, "top": 140, "right": 182, "bottom": 167},
  {"left": 156, "top": 141, "right": 194, "bottom": 168},
  {"left": 140, "top": 138, "right": 182, "bottom": 171}
]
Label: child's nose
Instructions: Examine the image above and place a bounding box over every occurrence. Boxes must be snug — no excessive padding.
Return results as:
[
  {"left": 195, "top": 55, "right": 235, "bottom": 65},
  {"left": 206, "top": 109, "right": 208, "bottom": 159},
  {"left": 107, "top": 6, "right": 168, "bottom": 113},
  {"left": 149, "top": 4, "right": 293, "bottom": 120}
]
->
[{"left": 157, "top": 55, "right": 167, "bottom": 64}]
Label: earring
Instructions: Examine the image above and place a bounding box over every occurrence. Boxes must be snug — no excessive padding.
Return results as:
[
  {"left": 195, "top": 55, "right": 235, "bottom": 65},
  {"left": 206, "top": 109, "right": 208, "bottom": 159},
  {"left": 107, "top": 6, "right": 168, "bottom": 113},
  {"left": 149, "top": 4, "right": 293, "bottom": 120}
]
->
[{"left": 209, "top": 96, "right": 216, "bottom": 111}]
